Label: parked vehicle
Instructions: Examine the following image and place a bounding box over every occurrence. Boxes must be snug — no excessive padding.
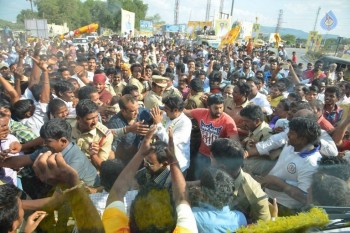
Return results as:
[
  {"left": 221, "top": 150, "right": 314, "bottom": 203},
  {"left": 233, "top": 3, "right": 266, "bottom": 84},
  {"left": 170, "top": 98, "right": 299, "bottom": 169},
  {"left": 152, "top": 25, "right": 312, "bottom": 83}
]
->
[{"left": 72, "top": 38, "right": 89, "bottom": 51}]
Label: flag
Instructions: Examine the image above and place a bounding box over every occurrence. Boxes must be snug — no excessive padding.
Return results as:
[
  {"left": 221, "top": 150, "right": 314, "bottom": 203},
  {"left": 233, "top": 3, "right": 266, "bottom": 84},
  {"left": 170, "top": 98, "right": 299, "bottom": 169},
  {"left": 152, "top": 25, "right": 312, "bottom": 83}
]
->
[
  {"left": 320, "top": 10, "right": 338, "bottom": 31},
  {"left": 274, "top": 33, "right": 281, "bottom": 48},
  {"left": 219, "top": 25, "right": 241, "bottom": 49}
]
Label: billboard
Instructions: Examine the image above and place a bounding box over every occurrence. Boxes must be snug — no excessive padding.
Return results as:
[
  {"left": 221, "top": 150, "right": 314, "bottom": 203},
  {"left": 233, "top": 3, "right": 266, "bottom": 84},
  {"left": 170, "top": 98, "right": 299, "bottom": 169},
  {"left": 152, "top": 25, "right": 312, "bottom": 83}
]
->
[
  {"left": 239, "top": 22, "right": 253, "bottom": 40},
  {"left": 187, "top": 21, "right": 213, "bottom": 38},
  {"left": 140, "top": 20, "right": 153, "bottom": 32},
  {"left": 121, "top": 9, "right": 135, "bottom": 35},
  {"left": 24, "top": 19, "right": 49, "bottom": 38},
  {"left": 215, "top": 18, "right": 231, "bottom": 37},
  {"left": 306, "top": 31, "right": 322, "bottom": 53},
  {"left": 163, "top": 24, "right": 187, "bottom": 33}
]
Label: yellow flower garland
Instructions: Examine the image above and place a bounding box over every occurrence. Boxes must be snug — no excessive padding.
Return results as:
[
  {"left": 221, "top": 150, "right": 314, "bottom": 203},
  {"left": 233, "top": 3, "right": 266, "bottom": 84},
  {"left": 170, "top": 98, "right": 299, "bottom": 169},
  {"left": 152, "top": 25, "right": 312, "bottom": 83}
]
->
[{"left": 237, "top": 208, "right": 329, "bottom": 233}]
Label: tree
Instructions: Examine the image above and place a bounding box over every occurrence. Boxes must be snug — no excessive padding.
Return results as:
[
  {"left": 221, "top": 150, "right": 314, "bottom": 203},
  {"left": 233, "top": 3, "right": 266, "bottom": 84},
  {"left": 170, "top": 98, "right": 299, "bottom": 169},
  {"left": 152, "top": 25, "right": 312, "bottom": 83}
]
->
[
  {"left": 282, "top": 34, "right": 296, "bottom": 46},
  {"left": 145, "top": 13, "right": 165, "bottom": 25},
  {"left": 34, "top": 0, "right": 88, "bottom": 29},
  {"left": 17, "top": 9, "right": 38, "bottom": 23},
  {"left": 25, "top": 0, "right": 148, "bottom": 33}
]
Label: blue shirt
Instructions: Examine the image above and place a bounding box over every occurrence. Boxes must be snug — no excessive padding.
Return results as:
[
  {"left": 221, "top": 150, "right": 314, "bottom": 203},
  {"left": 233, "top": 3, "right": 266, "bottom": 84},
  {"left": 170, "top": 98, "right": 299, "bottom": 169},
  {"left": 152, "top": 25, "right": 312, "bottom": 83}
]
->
[
  {"left": 264, "top": 70, "right": 283, "bottom": 83},
  {"left": 30, "top": 142, "right": 99, "bottom": 186},
  {"left": 193, "top": 202, "right": 247, "bottom": 233}
]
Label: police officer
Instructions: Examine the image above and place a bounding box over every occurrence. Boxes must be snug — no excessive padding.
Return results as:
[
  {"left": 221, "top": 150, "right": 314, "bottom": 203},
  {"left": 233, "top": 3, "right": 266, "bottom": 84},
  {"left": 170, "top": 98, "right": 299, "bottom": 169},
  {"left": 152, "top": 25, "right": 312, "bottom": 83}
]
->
[
  {"left": 144, "top": 75, "right": 169, "bottom": 109},
  {"left": 72, "top": 99, "right": 113, "bottom": 163}
]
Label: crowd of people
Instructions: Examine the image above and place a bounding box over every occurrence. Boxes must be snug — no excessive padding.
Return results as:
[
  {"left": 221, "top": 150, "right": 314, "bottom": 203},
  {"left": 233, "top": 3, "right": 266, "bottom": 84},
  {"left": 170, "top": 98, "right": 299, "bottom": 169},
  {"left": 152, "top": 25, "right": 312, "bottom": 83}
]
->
[{"left": 0, "top": 34, "right": 350, "bottom": 233}]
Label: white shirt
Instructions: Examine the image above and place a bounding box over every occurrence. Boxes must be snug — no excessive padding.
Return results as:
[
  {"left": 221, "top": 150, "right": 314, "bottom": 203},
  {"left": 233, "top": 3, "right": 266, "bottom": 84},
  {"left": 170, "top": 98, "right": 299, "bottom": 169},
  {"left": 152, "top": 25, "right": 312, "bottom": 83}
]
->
[
  {"left": 155, "top": 112, "right": 192, "bottom": 171},
  {"left": 256, "top": 129, "right": 338, "bottom": 157},
  {"left": 249, "top": 92, "right": 273, "bottom": 115},
  {"left": 266, "top": 144, "right": 321, "bottom": 209},
  {"left": 71, "top": 71, "right": 94, "bottom": 87},
  {"left": 20, "top": 101, "right": 48, "bottom": 136},
  {"left": 0, "top": 134, "right": 21, "bottom": 186}
]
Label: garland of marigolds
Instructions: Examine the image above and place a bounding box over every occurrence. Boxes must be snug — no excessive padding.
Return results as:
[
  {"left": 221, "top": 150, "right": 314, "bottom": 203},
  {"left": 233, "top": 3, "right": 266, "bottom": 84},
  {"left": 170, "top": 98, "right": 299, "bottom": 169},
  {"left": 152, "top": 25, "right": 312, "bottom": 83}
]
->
[{"left": 236, "top": 208, "right": 329, "bottom": 233}]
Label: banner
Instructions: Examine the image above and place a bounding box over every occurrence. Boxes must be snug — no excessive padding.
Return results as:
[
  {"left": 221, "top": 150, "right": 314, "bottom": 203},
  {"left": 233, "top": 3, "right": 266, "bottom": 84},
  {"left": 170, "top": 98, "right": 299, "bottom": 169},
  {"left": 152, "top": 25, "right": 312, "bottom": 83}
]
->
[
  {"left": 121, "top": 9, "right": 135, "bottom": 35},
  {"left": 163, "top": 24, "right": 187, "bottom": 33},
  {"left": 320, "top": 10, "right": 338, "bottom": 31},
  {"left": 252, "top": 23, "right": 260, "bottom": 43},
  {"left": 305, "top": 31, "right": 318, "bottom": 53},
  {"left": 187, "top": 21, "right": 213, "bottom": 38},
  {"left": 215, "top": 18, "right": 231, "bottom": 37},
  {"left": 239, "top": 22, "right": 253, "bottom": 40},
  {"left": 140, "top": 20, "right": 153, "bottom": 32}
]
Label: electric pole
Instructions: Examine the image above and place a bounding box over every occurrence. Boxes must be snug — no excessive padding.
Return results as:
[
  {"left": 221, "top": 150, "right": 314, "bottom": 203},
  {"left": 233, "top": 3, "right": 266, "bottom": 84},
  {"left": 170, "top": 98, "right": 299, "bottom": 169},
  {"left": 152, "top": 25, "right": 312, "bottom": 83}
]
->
[
  {"left": 205, "top": 0, "right": 211, "bottom": 21},
  {"left": 174, "top": 0, "right": 179, "bottom": 25},
  {"left": 219, "top": 0, "right": 224, "bottom": 18},
  {"left": 230, "top": 0, "right": 235, "bottom": 17},
  {"left": 313, "top": 7, "right": 321, "bottom": 31}
]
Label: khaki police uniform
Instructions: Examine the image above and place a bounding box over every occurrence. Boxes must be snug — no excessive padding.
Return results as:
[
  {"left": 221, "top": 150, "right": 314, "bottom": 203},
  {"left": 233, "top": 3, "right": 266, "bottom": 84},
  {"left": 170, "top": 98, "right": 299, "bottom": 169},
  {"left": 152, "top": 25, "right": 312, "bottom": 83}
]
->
[
  {"left": 231, "top": 169, "right": 271, "bottom": 222},
  {"left": 72, "top": 122, "right": 113, "bottom": 161},
  {"left": 243, "top": 121, "right": 277, "bottom": 176},
  {"left": 185, "top": 92, "right": 205, "bottom": 109},
  {"left": 144, "top": 75, "right": 169, "bottom": 110}
]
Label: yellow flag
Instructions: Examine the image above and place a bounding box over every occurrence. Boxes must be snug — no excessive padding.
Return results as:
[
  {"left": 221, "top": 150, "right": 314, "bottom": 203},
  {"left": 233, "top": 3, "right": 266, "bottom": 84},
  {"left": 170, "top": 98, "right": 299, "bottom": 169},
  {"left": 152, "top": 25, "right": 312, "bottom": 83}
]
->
[
  {"left": 219, "top": 25, "right": 241, "bottom": 49},
  {"left": 274, "top": 33, "right": 281, "bottom": 48}
]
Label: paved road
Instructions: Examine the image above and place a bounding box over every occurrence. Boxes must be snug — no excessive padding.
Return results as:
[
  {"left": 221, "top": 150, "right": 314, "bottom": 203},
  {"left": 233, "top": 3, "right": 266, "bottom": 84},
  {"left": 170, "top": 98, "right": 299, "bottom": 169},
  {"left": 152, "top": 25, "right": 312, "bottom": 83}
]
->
[
  {"left": 269, "top": 47, "right": 308, "bottom": 66},
  {"left": 285, "top": 47, "right": 308, "bottom": 66}
]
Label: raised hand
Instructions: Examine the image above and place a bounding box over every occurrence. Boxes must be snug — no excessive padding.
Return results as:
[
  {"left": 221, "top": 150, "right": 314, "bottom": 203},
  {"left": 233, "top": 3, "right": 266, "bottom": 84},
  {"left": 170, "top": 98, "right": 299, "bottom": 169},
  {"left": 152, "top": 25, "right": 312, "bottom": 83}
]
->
[
  {"left": 150, "top": 106, "right": 163, "bottom": 124},
  {"left": 31, "top": 56, "right": 48, "bottom": 72},
  {"left": 138, "top": 125, "right": 157, "bottom": 156},
  {"left": 164, "top": 127, "right": 177, "bottom": 164},
  {"left": 33, "top": 151, "right": 80, "bottom": 188}
]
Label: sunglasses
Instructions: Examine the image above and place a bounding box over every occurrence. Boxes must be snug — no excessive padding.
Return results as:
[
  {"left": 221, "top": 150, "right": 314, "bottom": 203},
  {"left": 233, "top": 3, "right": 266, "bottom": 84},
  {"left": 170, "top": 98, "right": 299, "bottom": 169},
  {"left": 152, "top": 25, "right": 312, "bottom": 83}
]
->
[{"left": 143, "top": 158, "right": 154, "bottom": 167}]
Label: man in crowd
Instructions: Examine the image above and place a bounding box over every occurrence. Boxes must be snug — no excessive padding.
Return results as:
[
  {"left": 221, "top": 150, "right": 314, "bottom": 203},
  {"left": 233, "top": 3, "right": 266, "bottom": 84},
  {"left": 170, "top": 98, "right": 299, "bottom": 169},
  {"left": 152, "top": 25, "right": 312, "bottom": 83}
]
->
[
  {"left": 184, "top": 94, "right": 239, "bottom": 179},
  {"left": 72, "top": 99, "right": 113, "bottom": 163},
  {"left": 151, "top": 95, "right": 192, "bottom": 172},
  {"left": 144, "top": 75, "right": 169, "bottom": 109}
]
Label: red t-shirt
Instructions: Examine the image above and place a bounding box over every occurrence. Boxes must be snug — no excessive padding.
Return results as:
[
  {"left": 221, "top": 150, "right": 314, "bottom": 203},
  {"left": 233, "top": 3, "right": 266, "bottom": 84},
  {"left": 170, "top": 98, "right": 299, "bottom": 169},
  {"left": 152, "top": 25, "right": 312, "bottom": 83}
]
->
[
  {"left": 318, "top": 115, "right": 334, "bottom": 133},
  {"left": 99, "top": 89, "right": 113, "bottom": 105},
  {"left": 191, "top": 108, "right": 238, "bottom": 157}
]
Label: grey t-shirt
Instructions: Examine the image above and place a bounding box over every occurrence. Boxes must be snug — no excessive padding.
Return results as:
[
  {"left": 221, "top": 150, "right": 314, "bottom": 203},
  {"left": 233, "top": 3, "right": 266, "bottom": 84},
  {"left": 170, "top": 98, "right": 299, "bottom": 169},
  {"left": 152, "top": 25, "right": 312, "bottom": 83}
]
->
[{"left": 30, "top": 142, "right": 99, "bottom": 186}]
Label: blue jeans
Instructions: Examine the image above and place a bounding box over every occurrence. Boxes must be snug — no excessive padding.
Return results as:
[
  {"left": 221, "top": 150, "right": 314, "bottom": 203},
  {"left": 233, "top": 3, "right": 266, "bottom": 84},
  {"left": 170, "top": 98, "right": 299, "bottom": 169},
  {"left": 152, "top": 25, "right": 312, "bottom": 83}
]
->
[{"left": 193, "top": 152, "right": 211, "bottom": 180}]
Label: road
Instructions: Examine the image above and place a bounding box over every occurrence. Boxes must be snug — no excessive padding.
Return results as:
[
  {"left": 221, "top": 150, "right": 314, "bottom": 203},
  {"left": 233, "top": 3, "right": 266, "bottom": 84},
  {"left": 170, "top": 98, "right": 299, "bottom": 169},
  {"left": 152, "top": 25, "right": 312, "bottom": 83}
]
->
[{"left": 269, "top": 47, "right": 309, "bottom": 66}]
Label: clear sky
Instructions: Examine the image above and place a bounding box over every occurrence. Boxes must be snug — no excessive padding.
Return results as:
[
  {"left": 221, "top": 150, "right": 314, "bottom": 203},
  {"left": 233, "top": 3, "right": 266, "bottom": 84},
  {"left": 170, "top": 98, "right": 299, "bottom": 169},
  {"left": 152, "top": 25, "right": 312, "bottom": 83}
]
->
[{"left": 2, "top": 0, "right": 349, "bottom": 37}]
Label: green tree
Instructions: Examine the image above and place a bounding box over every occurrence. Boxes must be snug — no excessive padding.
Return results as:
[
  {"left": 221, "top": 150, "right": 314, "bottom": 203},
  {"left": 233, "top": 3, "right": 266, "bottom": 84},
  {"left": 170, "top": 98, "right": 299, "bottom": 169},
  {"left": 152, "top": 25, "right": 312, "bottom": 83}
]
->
[
  {"left": 28, "top": 0, "right": 148, "bottom": 33},
  {"left": 17, "top": 9, "right": 38, "bottom": 23},
  {"left": 281, "top": 34, "right": 296, "bottom": 46},
  {"left": 34, "top": 0, "right": 87, "bottom": 29},
  {"left": 145, "top": 13, "right": 165, "bottom": 25}
]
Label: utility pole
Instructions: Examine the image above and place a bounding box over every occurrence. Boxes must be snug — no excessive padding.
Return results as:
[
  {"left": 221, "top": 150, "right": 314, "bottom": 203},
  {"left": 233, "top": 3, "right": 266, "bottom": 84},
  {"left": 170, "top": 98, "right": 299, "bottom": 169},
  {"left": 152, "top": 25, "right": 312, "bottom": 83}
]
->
[
  {"left": 219, "top": 0, "right": 224, "bottom": 19},
  {"left": 230, "top": 0, "right": 235, "bottom": 17},
  {"left": 313, "top": 7, "right": 321, "bottom": 31},
  {"left": 275, "top": 9, "right": 283, "bottom": 34},
  {"left": 205, "top": 0, "right": 211, "bottom": 21},
  {"left": 174, "top": 0, "right": 179, "bottom": 25}
]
